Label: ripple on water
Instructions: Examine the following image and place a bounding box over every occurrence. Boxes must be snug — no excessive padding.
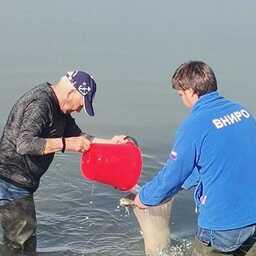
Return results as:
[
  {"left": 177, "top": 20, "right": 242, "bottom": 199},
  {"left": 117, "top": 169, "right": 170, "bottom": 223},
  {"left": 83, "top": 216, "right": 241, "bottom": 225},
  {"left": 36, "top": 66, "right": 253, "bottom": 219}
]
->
[
  {"left": 33, "top": 153, "right": 195, "bottom": 255},
  {"left": 164, "top": 239, "right": 193, "bottom": 256}
]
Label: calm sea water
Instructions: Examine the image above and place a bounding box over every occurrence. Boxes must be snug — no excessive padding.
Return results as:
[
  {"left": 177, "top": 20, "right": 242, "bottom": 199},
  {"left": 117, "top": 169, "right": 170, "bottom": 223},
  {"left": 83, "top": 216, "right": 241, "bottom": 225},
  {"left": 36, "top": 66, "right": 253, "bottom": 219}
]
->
[{"left": 0, "top": 1, "right": 256, "bottom": 255}]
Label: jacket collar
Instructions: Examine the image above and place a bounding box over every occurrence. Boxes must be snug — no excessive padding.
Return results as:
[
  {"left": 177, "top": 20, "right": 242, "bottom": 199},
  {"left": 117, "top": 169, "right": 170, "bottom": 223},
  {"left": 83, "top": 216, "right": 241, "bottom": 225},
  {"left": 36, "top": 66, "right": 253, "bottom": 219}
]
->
[{"left": 192, "top": 91, "right": 224, "bottom": 112}]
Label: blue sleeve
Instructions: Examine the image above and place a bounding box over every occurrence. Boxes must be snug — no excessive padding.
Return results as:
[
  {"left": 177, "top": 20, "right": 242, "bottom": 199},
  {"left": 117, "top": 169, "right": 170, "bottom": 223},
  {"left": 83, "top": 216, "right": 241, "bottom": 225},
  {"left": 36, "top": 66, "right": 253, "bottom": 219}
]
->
[
  {"left": 139, "top": 127, "right": 197, "bottom": 206},
  {"left": 181, "top": 168, "right": 200, "bottom": 190}
]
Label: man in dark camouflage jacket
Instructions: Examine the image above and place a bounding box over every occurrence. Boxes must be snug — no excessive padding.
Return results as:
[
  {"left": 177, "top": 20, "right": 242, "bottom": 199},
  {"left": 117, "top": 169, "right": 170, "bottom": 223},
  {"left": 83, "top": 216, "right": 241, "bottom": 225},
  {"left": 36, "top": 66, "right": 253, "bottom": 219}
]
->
[{"left": 0, "top": 71, "right": 126, "bottom": 251}]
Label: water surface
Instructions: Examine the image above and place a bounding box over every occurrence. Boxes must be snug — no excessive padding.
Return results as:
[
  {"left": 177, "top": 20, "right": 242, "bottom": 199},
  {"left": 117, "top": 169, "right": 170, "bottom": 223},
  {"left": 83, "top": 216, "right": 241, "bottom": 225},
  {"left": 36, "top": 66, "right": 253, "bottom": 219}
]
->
[{"left": 0, "top": 1, "right": 256, "bottom": 255}]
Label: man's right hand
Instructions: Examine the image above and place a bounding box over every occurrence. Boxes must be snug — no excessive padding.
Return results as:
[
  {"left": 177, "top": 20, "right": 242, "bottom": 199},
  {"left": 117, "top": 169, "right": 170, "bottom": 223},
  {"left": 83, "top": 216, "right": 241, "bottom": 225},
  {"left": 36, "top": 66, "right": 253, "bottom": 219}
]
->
[{"left": 65, "top": 136, "right": 91, "bottom": 153}]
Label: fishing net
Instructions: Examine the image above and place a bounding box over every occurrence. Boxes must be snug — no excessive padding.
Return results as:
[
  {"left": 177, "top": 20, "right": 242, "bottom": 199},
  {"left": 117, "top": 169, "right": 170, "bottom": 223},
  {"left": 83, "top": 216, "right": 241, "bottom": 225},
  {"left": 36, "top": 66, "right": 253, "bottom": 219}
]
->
[
  {"left": 134, "top": 199, "right": 173, "bottom": 256},
  {"left": 120, "top": 194, "right": 173, "bottom": 256}
]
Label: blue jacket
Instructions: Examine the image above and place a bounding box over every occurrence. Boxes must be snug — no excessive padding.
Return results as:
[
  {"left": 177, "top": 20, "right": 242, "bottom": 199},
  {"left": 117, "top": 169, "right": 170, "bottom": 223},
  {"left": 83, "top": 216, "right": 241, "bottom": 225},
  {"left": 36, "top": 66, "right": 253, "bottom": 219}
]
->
[{"left": 139, "top": 91, "right": 256, "bottom": 230}]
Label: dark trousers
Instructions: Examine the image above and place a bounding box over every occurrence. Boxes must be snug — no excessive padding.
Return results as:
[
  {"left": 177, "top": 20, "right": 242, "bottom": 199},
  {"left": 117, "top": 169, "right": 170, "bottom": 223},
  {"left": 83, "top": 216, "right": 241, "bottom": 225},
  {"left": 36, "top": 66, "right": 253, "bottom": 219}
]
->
[{"left": 0, "top": 195, "right": 37, "bottom": 253}]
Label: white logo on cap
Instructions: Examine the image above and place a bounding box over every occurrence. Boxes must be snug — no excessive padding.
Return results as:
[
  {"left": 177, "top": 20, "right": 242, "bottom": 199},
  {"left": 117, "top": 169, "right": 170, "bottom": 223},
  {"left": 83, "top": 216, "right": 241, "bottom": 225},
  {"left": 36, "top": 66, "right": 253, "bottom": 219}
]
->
[
  {"left": 78, "top": 83, "right": 91, "bottom": 96},
  {"left": 66, "top": 71, "right": 78, "bottom": 81}
]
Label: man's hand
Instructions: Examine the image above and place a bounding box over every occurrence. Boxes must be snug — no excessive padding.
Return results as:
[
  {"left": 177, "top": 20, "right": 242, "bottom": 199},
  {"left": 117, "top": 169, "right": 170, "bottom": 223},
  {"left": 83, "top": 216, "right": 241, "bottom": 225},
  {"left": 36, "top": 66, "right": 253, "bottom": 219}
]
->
[
  {"left": 65, "top": 136, "right": 91, "bottom": 153},
  {"left": 89, "top": 135, "right": 136, "bottom": 145},
  {"left": 111, "top": 135, "right": 129, "bottom": 144},
  {"left": 134, "top": 194, "right": 149, "bottom": 209}
]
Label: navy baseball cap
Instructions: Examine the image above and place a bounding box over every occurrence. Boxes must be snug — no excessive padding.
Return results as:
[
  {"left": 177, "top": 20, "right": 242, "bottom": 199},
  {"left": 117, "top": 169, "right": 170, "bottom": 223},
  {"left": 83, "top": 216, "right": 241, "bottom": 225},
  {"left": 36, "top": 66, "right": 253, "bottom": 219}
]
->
[{"left": 65, "top": 71, "right": 96, "bottom": 116}]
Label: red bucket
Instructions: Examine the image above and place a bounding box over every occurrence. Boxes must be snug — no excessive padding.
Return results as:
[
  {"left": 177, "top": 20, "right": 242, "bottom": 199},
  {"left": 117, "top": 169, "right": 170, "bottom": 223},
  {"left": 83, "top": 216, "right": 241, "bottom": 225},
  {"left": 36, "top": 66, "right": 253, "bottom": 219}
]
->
[{"left": 80, "top": 142, "right": 142, "bottom": 191}]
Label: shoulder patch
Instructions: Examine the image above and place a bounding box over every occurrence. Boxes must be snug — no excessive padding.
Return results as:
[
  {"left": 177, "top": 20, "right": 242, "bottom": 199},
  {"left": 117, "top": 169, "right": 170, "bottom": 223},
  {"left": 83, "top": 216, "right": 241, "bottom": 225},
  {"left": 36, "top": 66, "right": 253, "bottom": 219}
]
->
[{"left": 169, "top": 151, "right": 178, "bottom": 160}]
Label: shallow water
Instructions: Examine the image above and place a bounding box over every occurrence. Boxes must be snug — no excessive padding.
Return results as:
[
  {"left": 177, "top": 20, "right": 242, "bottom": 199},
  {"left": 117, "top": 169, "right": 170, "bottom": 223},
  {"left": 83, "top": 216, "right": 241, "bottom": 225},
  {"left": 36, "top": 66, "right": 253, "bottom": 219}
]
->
[
  {"left": 34, "top": 153, "right": 196, "bottom": 256},
  {"left": 0, "top": 0, "right": 256, "bottom": 255}
]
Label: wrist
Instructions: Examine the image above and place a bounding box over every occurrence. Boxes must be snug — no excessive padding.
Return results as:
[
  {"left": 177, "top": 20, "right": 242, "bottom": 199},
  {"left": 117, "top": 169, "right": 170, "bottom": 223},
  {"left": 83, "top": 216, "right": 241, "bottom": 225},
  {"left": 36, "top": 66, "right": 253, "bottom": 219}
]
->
[
  {"left": 61, "top": 137, "right": 66, "bottom": 153},
  {"left": 83, "top": 134, "right": 95, "bottom": 143}
]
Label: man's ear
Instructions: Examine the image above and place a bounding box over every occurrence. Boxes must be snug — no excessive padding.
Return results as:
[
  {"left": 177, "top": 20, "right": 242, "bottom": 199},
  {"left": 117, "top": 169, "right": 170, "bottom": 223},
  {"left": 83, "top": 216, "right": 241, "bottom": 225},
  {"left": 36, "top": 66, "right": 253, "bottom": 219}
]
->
[
  {"left": 188, "top": 88, "right": 199, "bottom": 101},
  {"left": 188, "top": 88, "right": 195, "bottom": 96}
]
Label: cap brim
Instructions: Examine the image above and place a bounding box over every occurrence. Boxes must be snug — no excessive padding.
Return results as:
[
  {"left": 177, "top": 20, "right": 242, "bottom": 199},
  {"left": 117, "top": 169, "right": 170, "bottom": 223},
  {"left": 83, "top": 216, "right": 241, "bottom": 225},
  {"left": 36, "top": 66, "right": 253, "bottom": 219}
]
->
[{"left": 84, "top": 97, "right": 94, "bottom": 116}]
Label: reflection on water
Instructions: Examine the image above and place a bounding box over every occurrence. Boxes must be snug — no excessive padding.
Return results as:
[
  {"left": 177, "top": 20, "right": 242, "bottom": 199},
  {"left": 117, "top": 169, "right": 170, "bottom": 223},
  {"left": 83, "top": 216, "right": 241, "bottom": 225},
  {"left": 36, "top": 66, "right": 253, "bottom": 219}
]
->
[
  {"left": 0, "top": 153, "right": 195, "bottom": 255},
  {"left": 165, "top": 239, "right": 193, "bottom": 256},
  {"left": 0, "top": 238, "right": 193, "bottom": 256},
  {"left": 0, "top": 239, "right": 192, "bottom": 256},
  {"left": 1, "top": 0, "right": 256, "bottom": 254}
]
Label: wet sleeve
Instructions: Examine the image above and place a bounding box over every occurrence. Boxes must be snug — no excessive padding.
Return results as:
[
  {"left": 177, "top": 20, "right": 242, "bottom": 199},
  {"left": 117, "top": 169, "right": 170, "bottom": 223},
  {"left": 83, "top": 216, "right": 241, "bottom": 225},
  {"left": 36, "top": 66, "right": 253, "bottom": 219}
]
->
[
  {"left": 16, "top": 101, "right": 49, "bottom": 155},
  {"left": 63, "top": 114, "right": 82, "bottom": 137},
  {"left": 139, "top": 128, "right": 197, "bottom": 206}
]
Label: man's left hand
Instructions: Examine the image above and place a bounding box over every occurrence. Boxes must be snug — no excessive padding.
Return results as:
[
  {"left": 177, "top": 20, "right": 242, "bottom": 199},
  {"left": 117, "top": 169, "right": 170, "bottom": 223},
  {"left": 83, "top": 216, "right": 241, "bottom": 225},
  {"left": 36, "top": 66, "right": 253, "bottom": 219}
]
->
[{"left": 111, "top": 135, "right": 128, "bottom": 144}]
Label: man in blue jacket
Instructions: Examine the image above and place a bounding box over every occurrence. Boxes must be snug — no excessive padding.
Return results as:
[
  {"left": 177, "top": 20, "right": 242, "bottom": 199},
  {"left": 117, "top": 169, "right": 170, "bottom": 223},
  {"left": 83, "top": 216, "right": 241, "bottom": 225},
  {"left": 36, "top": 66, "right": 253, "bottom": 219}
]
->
[{"left": 134, "top": 61, "right": 256, "bottom": 255}]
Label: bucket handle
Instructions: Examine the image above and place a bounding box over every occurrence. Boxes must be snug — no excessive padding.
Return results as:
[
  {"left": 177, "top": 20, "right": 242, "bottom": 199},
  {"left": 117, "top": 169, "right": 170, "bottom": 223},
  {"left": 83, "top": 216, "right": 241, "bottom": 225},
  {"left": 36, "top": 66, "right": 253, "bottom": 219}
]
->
[{"left": 124, "top": 136, "right": 139, "bottom": 146}]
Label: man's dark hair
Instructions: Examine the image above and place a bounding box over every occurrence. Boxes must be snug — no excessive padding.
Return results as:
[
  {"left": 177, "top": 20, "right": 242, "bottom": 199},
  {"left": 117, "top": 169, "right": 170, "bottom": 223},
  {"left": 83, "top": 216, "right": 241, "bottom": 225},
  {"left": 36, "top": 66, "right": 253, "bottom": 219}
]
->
[{"left": 171, "top": 61, "right": 217, "bottom": 97}]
